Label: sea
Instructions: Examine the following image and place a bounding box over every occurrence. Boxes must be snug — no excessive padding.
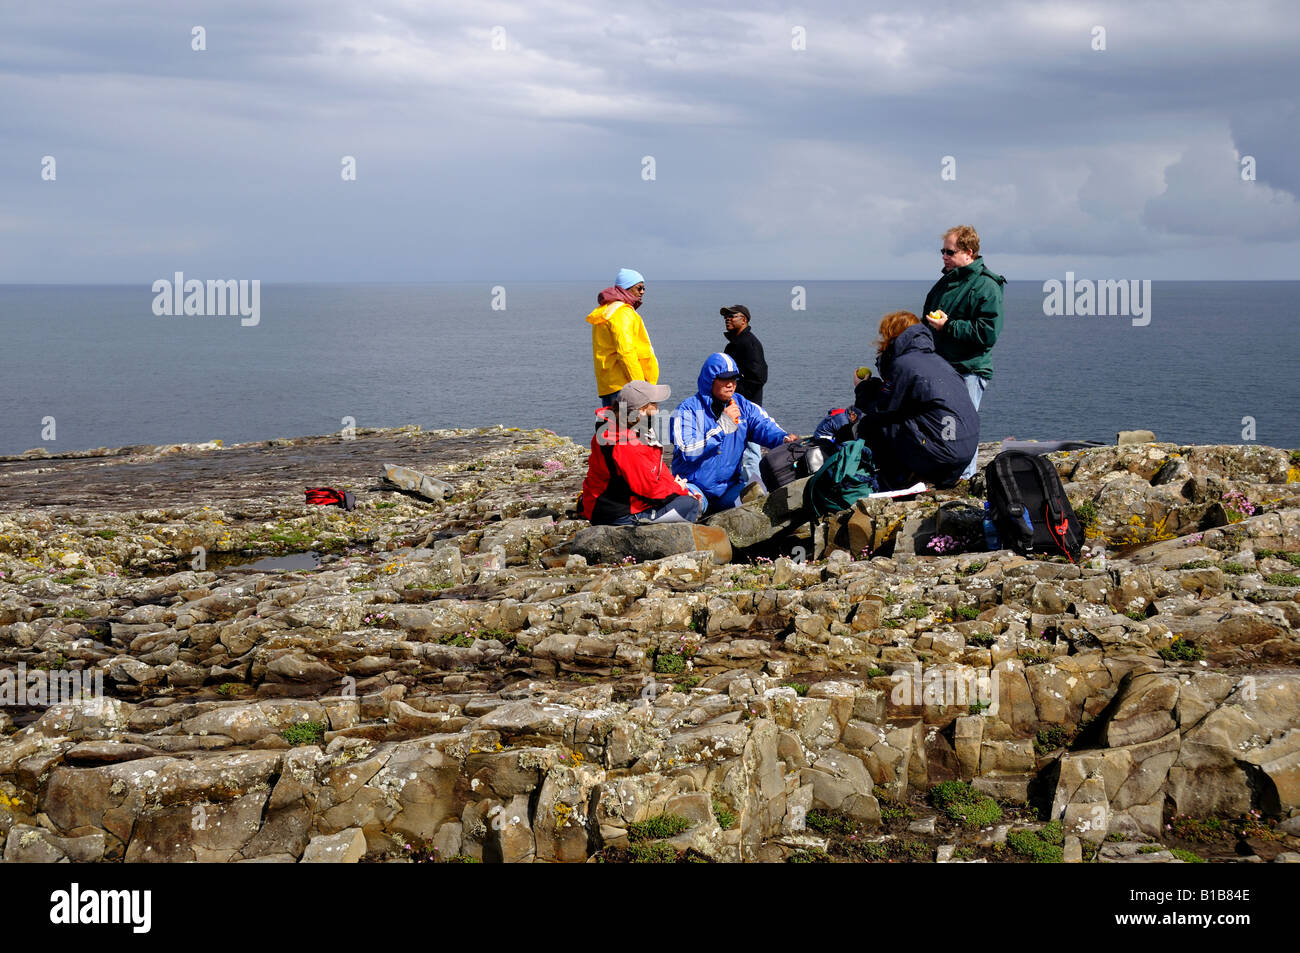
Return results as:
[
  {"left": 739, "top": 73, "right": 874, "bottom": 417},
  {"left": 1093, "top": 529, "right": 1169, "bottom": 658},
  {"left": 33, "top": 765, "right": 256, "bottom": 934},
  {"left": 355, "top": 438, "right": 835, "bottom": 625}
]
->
[{"left": 1, "top": 281, "right": 1297, "bottom": 457}]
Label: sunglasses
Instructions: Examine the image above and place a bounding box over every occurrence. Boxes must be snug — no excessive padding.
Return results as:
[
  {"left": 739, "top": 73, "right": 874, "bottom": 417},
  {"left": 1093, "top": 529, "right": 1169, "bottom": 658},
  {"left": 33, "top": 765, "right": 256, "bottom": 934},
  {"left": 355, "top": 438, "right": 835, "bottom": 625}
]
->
[{"left": 940, "top": 248, "right": 958, "bottom": 256}]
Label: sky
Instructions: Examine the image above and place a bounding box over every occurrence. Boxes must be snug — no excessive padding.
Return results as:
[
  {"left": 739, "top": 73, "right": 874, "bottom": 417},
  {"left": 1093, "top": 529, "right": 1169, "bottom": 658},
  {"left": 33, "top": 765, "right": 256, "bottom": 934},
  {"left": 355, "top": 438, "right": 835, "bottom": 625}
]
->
[{"left": 2, "top": 0, "right": 1298, "bottom": 282}]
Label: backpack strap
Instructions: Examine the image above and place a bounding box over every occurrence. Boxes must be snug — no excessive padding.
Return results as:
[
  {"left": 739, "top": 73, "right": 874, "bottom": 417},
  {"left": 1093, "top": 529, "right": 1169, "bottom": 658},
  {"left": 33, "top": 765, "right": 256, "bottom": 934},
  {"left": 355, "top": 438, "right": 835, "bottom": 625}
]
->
[
  {"left": 992, "top": 453, "right": 1034, "bottom": 548},
  {"left": 1029, "top": 456, "right": 1079, "bottom": 562}
]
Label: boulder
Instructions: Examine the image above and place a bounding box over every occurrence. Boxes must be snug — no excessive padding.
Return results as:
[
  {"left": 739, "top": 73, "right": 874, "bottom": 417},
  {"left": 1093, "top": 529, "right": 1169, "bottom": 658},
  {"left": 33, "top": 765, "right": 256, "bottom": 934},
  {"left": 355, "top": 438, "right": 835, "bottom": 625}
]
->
[
  {"left": 570, "top": 523, "right": 731, "bottom": 565},
  {"left": 381, "top": 463, "right": 453, "bottom": 501}
]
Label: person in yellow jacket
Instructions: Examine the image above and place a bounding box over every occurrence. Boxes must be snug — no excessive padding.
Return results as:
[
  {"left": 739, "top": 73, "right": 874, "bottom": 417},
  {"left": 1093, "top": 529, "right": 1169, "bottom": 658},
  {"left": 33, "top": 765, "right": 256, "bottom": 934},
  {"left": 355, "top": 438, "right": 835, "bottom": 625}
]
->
[{"left": 587, "top": 267, "right": 659, "bottom": 405}]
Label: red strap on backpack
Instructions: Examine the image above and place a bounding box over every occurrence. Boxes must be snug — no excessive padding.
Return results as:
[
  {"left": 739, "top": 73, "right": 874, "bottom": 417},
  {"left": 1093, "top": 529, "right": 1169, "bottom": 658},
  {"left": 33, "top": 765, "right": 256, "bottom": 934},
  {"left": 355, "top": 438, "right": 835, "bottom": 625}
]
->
[{"left": 305, "top": 487, "right": 345, "bottom": 506}]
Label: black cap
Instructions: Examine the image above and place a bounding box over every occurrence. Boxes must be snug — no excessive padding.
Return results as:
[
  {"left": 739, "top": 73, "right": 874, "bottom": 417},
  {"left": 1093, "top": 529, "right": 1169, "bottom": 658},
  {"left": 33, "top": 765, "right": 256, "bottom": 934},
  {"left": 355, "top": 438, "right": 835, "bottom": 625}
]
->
[{"left": 720, "top": 304, "right": 751, "bottom": 322}]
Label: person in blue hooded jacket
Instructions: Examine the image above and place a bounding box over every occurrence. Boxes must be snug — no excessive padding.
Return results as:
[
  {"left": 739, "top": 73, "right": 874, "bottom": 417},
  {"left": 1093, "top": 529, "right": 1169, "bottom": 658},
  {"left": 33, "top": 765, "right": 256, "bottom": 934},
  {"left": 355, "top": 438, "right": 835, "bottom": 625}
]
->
[
  {"left": 671, "top": 353, "right": 798, "bottom": 512},
  {"left": 852, "top": 311, "right": 979, "bottom": 491}
]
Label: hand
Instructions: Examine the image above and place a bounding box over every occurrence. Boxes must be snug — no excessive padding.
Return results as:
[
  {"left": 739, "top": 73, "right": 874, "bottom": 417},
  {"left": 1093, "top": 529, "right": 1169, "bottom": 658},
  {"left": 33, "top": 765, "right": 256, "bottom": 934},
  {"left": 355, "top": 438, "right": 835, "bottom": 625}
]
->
[
  {"left": 724, "top": 401, "right": 741, "bottom": 425},
  {"left": 675, "top": 476, "right": 689, "bottom": 490},
  {"left": 784, "top": 434, "right": 799, "bottom": 443},
  {"left": 927, "top": 309, "right": 948, "bottom": 329}
]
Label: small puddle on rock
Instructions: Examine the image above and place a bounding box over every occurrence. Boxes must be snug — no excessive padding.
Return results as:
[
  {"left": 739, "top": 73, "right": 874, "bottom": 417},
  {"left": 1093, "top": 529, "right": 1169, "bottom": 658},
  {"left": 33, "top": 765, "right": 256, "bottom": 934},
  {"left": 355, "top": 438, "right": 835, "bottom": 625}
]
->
[{"left": 225, "top": 551, "right": 323, "bottom": 572}]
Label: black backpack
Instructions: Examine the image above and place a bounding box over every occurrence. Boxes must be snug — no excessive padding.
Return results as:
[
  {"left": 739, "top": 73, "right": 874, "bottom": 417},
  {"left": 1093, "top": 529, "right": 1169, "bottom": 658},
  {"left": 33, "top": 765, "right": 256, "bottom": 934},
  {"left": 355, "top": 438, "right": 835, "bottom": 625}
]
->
[
  {"left": 759, "top": 437, "right": 834, "bottom": 490},
  {"left": 985, "top": 451, "right": 1084, "bottom": 562}
]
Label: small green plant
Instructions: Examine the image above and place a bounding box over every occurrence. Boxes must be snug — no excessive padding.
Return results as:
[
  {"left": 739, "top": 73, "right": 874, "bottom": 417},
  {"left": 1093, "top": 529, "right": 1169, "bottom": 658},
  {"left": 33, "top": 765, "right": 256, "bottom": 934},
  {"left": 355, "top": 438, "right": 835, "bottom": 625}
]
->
[
  {"left": 61, "top": 607, "right": 90, "bottom": 619},
  {"left": 625, "top": 842, "right": 680, "bottom": 863},
  {"left": 437, "top": 632, "right": 476, "bottom": 647},
  {"left": 281, "top": 721, "right": 327, "bottom": 746},
  {"left": 92, "top": 529, "right": 118, "bottom": 539},
  {"left": 968, "top": 699, "right": 992, "bottom": 715},
  {"left": 1170, "top": 847, "right": 1204, "bottom": 863},
  {"left": 1158, "top": 637, "right": 1204, "bottom": 663},
  {"left": 902, "top": 603, "right": 928, "bottom": 620},
  {"left": 1221, "top": 562, "right": 1248, "bottom": 575},
  {"left": 653, "top": 652, "right": 687, "bottom": 675},
  {"left": 610, "top": 666, "right": 623, "bottom": 676},
  {"left": 866, "top": 667, "right": 887, "bottom": 678},
  {"left": 1125, "top": 609, "right": 1147, "bottom": 621},
  {"left": 960, "top": 561, "right": 987, "bottom": 575},
  {"left": 1168, "top": 814, "right": 1227, "bottom": 842},
  {"left": 1291, "top": 450, "right": 1300, "bottom": 464},
  {"left": 953, "top": 605, "right": 980, "bottom": 621},
  {"left": 1034, "top": 724, "right": 1077, "bottom": 754},
  {"left": 674, "top": 674, "right": 701, "bottom": 691},
  {"left": 1005, "top": 821, "right": 1064, "bottom": 863},
  {"left": 215, "top": 682, "right": 247, "bottom": 696},
  {"left": 33, "top": 654, "right": 69, "bottom": 671},
  {"left": 1074, "top": 500, "right": 1097, "bottom": 528},
  {"left": 953, "top": 846, "right": 978, "bottom": 861},
  {"left": 787, "top": 848, "right": 831, "bottom": 863},
  {"left": 1138, "top": 844, "right": 1164, "bottom": 854},
  {"left": 712, "top": 799, "right": 736, "bottom": 831},
  {"left": 929, "top": 781, "right": 1002, "bottom": 828},
  {"left": 627, "top": 813, "right": 692, "bottom": 842},
  {"left": 571, "top": 674, "right": 595, "bottom": 685},
  {"left": 805, "top": 809, "right": 858, "bottom": 837},
  {"left": 1179, "top": 559, "right": 1214, "bottom": 570},
  {"left": 783, "top": 682, "right": 810, "bottom": 696},
  {"left": 965, "top": 632, "right": 996, "bottom": 647},
  {"left": 1265, "top": 572, "right": 1300, "bottom": 587},
  {"left": 1018, "top": 651, "right": 1052, "bottom": 665}
]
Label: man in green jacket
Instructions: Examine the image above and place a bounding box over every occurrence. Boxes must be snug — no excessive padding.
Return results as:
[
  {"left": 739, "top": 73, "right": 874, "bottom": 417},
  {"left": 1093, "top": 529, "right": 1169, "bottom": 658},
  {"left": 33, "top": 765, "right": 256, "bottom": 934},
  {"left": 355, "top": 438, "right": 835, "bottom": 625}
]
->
[{"left": 923, "top": 224, "right": 1006, "bottom": 481}]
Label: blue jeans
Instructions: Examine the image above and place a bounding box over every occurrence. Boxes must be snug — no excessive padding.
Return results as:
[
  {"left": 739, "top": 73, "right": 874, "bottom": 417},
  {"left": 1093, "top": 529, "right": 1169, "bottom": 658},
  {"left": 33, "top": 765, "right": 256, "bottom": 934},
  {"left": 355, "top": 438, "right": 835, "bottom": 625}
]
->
[
  {"left": 612, "top": 494, "right": 702, "bottom": 526},
  {"left": 741, "top": 441, "right": 762, "bottom": 484},
  {"left": 961, "top": 374, "right": 987, "bottom": 481}
]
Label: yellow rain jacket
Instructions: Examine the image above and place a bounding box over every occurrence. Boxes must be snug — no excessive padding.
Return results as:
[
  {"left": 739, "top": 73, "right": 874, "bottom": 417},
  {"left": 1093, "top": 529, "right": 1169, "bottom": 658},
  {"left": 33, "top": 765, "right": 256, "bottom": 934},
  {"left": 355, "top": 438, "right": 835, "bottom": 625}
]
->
[{"left": 586, "top": 301, "right": 659, "bottom": 397}]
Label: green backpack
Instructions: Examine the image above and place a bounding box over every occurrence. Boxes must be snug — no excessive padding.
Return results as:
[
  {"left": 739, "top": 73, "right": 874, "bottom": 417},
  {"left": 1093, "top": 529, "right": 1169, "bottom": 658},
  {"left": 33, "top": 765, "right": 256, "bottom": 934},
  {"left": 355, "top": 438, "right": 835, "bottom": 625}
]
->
[{"left": 806, "top": 439, "right": 879, "bottom": 518}]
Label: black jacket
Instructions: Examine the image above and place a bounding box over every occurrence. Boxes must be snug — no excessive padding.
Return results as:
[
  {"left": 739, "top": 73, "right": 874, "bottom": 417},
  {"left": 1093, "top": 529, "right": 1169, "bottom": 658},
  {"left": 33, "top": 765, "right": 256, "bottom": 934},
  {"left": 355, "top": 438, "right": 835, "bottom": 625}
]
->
[
  {"left": 853, "top": 324, "right": 979, "bottom": 489},
  {"left": 723, "top": 327, "right": 768, "bottom": 405}
]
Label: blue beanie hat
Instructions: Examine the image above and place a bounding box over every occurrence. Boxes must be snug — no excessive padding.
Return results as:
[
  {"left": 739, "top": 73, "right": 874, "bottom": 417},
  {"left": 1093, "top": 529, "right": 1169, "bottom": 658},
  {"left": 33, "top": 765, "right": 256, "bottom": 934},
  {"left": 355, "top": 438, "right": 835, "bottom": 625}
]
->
[{"left": 616, "top": 268, "right": 645, "bottom": 289}]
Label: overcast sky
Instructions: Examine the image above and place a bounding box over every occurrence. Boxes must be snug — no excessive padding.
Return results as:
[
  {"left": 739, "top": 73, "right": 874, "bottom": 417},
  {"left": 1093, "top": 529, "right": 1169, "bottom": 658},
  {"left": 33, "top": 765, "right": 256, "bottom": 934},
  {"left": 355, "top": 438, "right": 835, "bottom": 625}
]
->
[{"left": 3, "top": 0, "right": 1298, "bottom": 282}]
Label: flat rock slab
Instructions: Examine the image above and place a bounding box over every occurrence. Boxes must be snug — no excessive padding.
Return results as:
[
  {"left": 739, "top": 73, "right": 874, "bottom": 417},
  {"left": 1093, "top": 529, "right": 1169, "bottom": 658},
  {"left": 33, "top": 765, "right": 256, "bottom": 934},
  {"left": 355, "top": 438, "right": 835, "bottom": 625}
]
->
[
  {"left": 0, "top": 427, "right": 543, "bottom": 513},
  {"left": 301, "top": 827, "right": 367, "bottom": 863},
  {"left": 705, "top": 478, "right": 810, "bottom": 550},
  {"left": 570, "top": 523, "right": 732, "bottom": 565}
]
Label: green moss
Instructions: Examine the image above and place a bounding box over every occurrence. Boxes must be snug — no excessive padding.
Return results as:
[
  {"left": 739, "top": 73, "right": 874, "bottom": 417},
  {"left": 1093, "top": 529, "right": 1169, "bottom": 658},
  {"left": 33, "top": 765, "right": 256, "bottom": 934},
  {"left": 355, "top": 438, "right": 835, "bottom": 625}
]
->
[
  {"left": 783, "top": 682, "right": 809, "bottom": 696},
  {"left": 1168, "top": 848, "right": 1202, "bottom": 863},
  {"left": 1138, "top": 844, "right": 1164, "bottom": 854},
  {"left": 965, "top": 632, "right": 996, "bottom": 647},
  {"left": 712, "top": 799, "right": 736, "bottom": 831},
  {"left": 627, "top": 813, "right": 692, "bottom": 842},
  {"left": 215, "top": 682, "right": 247, "bottom": 696},
  {"left": 953, "top": 605, "right": 981, "bottom": 621},
  {"left": 61, "top": 608, "right": 90, "bottom": 619},
  {"left": 1220, "top": 562, "right": 1248, "bottom": 575},
  {"left": 1158, "top": 637, "right": 1204, "bottom": 663},
  {"left": 877, "top": 792, "right": 914, "bottom": 824},
  {"left": 953, "top": 846, "right": 978, "bottom": 861},
  {"left": 901, "top": 603, "right": 928, "bottom": 619},
  {"left": 929, "top": 781, "right": 1003, "bottom": 828},
  {"left": 1264, "top": 572, "right": 1300, "bottom": 586},
  {"left": 1006, "top": 823, "right": 1065, "bottom": 863},
  {"left": 674, "top": 674, "right": 701, "bottom": 691},
  {"left": 1074, "top": 500, "right": 1097, "bottom": 529},
  {"left": 625, "top": 842, "right": 680, "bottom": 863},
  {"left": 1179, "top": 559, "right": 1215, "bottom": 570},
  {"left": 280, "top": 721, "right": 327, "bottom": 746},
  {"left": 92, "top": 529, "right": 118, "bottom": 539},
  {"left": 1018, "top": 651, "right": 1052, "bottom": 665},
  {"left": 866, "top": 667, "right": 887, "bottom": 678}
]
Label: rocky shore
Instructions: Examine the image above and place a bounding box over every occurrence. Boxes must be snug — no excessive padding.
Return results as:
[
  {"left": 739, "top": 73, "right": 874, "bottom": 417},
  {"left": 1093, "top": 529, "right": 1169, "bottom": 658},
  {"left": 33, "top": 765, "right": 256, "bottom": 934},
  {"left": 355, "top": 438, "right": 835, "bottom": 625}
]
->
[{"left": 1, "top": 425, "right": 1298, "bottom": 864}]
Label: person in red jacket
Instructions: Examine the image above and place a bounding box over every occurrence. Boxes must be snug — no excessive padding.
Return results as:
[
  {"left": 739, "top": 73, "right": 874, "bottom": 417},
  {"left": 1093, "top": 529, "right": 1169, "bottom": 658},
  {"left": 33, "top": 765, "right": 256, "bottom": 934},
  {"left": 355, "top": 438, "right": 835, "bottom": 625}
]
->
[{"left": 580, "top": 381, "right": 703, "bottom": 525}]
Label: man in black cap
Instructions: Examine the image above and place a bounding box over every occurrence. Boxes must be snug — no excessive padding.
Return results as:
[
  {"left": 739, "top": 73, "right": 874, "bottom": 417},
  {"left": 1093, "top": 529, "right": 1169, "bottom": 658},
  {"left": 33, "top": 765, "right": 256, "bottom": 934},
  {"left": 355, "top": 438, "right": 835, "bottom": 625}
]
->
[{"left": 721, "top": 305, "right": 769, "bottom": 484}]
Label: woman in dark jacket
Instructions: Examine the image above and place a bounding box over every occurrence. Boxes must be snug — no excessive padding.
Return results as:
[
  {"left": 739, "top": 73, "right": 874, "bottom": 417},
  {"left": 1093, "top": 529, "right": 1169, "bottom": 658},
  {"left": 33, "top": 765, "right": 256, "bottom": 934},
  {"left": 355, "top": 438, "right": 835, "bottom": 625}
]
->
[{"left": 852, "top": 311, "right": 979, "bottom": 490}]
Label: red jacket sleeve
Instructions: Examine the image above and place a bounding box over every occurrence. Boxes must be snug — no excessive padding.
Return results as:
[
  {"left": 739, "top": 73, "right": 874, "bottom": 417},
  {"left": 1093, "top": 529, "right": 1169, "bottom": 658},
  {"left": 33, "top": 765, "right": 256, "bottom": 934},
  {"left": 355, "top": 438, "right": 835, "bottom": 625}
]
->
[{"left": 611, "top": 441, "right": 683, "bottom": 503}]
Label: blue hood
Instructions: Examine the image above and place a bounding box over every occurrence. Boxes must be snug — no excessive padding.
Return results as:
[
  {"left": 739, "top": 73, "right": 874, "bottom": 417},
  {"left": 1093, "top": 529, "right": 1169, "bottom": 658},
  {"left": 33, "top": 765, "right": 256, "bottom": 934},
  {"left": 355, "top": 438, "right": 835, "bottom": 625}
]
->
[{"left": 696, "top": 352, "right": 741, "bottom": 398}]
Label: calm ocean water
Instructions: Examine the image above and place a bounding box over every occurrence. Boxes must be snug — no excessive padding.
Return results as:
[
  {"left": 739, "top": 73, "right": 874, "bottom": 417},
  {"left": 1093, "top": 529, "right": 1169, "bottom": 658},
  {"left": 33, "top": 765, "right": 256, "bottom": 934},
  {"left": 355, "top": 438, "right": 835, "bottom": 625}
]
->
[{"left": 1, "top": 281, "right": 1297, "bottom": 457}]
